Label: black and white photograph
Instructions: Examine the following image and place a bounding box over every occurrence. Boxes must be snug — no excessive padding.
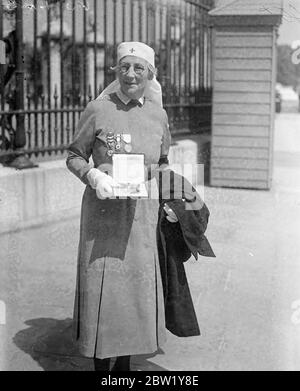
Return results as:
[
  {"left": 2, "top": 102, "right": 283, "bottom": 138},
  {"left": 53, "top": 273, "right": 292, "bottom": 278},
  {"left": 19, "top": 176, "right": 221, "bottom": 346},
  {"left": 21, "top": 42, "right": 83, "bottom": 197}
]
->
[{"left": 0, "top": 0, "right": 299, "bottom": 376}]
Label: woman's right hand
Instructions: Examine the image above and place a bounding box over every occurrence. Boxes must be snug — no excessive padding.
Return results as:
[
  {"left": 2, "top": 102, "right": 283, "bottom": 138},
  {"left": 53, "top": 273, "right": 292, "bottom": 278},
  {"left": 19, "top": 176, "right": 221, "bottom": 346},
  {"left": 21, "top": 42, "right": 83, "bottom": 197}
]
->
[
  {"left": 87, "top": 168, "right": 116, "bottom": 199},
  {"left": 96, "top": 174, "right": 116, "bottom": 199}
]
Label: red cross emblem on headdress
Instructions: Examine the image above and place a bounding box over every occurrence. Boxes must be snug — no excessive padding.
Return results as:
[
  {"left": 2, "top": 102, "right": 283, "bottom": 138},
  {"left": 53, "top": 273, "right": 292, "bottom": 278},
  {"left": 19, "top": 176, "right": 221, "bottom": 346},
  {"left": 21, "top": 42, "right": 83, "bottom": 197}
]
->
[{"left": 129, "top": 48, "right": 135, "bottom": 53}]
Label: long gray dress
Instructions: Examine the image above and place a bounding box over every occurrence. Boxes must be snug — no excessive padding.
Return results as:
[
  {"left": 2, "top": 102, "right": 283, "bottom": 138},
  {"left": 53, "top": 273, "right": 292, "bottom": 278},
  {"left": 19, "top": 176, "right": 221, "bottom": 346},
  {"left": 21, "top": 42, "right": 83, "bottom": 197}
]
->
[{"left": 66, "top": 93, "right": 171, "bottom": 359}]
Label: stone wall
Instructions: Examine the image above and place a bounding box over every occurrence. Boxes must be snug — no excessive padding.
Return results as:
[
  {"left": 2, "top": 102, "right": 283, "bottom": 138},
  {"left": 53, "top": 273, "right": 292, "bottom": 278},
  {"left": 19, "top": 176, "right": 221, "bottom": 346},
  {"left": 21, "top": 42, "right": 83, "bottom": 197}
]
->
[{"left": 0, "top": 137, "right": 209, "bottom": 234}]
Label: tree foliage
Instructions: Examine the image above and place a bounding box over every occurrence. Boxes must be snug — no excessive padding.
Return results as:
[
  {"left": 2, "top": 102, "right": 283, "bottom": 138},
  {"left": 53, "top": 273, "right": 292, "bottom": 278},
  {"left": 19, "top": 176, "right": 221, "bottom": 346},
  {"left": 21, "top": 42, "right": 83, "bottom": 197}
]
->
[{"left": 277, "top": 44, "right": 300, "bottom": 88}]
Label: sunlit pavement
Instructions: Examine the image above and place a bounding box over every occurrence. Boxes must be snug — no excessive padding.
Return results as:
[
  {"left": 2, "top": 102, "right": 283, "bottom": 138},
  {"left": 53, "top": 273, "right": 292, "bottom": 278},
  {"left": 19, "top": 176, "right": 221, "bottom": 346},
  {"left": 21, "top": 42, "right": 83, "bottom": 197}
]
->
[{"left": 1, "top": 111, "right": 300, "bottom": 371}]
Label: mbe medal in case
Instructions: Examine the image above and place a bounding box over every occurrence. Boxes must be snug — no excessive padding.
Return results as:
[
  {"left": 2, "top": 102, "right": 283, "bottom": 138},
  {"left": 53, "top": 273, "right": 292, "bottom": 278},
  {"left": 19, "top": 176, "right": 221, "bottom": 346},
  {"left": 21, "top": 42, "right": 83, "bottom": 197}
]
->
[{"left": 112, "top": 153, "right": 148, "bottom": 198}]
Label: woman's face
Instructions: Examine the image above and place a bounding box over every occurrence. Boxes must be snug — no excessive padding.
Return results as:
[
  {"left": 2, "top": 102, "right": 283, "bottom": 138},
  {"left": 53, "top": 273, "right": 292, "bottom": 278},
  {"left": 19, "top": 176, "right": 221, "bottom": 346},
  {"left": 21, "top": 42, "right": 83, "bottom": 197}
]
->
[{"left": 117, "top": 56, "right": 150, "bottom": 100}]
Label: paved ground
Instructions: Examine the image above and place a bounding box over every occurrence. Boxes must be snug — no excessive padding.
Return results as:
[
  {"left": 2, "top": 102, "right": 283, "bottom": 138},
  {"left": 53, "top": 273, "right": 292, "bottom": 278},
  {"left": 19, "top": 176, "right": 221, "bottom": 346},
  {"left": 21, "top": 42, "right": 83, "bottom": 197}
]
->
[{"left": 1, "top": 111, "right": 300, "bottom": 371}]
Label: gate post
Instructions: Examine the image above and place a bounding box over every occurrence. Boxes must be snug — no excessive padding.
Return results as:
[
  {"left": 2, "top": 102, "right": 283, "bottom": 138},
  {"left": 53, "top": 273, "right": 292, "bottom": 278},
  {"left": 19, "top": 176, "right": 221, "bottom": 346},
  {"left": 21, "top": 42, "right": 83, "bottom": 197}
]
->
[
  {"left": 209, "top": 0, "right": 282, "bottom": 189},
  {"left": 0, "top": 1, "right": 4, "bottom": 117},
  {"left": 8, "top": 0, "right": 36, "bottom": 169}
]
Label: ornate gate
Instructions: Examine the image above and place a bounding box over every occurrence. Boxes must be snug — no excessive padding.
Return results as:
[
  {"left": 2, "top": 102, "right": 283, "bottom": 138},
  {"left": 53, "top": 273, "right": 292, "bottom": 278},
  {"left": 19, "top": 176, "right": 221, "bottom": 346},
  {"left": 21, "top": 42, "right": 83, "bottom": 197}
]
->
[{"left": 0, "top": 0, "right": 213, "bottom": 167}]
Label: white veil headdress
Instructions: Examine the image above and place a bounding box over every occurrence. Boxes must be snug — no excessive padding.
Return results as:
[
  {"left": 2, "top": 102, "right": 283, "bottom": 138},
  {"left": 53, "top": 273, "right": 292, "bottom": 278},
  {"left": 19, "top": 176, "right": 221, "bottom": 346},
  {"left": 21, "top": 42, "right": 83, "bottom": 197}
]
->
[{"left": 96, "top": 41, "right": 163, "bottom": 107}]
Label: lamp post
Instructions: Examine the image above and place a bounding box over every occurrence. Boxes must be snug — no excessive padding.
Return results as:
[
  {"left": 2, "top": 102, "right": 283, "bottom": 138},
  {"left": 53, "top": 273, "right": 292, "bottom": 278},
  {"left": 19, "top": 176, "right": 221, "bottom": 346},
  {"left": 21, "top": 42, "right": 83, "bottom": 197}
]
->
[{"left": 9, "top": 0, "right": 37, "bottom": 169}]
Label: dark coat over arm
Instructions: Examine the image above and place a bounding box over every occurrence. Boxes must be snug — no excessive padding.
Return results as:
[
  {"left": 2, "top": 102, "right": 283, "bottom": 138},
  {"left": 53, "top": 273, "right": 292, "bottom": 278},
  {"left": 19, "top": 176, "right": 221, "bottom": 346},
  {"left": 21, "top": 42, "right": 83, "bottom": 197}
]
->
[{"left": 157, "top": 170, "right": 215, "bottom": 337}]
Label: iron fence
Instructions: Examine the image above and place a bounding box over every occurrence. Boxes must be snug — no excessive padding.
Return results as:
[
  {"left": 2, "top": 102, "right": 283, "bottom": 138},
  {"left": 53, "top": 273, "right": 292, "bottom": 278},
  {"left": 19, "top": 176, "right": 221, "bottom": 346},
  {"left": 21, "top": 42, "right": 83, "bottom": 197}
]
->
[{"left": 0, "top": 0, "right": 213, "bottom": 167}]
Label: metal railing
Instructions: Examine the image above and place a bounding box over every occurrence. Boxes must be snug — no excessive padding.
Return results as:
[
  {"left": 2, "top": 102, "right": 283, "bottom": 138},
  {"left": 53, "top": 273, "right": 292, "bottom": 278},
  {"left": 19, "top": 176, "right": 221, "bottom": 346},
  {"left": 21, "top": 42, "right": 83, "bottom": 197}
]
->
[{"left": 0, "top": 0, "right": 213, "bottom": 168}]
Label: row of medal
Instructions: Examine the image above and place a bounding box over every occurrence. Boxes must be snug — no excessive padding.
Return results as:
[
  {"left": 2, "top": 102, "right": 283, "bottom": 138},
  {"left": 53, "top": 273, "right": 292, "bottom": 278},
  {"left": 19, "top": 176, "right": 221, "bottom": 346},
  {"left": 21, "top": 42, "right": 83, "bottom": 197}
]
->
[{"left": 106, "top": 131, "right": 132, "bottom": 156}]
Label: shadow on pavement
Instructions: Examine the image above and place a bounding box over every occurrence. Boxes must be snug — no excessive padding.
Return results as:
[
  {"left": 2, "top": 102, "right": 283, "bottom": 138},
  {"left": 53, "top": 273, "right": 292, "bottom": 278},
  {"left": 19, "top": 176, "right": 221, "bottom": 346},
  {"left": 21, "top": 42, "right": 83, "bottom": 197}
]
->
[{"left": 13, "top": 318, "right": 168, "bottom": 371}]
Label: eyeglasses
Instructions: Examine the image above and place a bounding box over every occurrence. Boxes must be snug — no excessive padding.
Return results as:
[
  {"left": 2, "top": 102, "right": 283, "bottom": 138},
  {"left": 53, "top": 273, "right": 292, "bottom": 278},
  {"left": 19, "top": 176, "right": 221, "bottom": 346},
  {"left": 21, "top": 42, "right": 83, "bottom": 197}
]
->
[{"left": 118, "top": 63, "right": 146, "bottom": 75}]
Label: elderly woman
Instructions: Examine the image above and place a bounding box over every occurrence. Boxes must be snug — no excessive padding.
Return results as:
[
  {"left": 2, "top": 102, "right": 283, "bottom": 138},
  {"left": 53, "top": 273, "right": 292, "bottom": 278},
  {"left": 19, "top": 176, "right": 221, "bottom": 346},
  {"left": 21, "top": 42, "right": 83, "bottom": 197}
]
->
[{"left": 66, "top": 42, "right": 175, "bottom": 371}]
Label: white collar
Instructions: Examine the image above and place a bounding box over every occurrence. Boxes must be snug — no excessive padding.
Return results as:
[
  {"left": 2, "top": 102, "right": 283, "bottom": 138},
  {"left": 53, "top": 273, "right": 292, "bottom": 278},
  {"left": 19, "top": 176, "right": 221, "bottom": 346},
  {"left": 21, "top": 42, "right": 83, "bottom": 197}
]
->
[{"left": 116, "top": 88, "right": 144, "bottom": 106}]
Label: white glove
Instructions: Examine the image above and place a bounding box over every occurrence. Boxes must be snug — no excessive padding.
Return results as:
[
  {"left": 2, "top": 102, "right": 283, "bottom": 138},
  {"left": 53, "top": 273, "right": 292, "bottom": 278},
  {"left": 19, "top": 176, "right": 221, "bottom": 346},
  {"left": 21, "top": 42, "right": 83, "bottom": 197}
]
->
[
  {"left": 87, "top": 168, "right": 116, "bottom": 199},
  {"left": 163, "top": 203, "right": 178, "bottom": 223}
]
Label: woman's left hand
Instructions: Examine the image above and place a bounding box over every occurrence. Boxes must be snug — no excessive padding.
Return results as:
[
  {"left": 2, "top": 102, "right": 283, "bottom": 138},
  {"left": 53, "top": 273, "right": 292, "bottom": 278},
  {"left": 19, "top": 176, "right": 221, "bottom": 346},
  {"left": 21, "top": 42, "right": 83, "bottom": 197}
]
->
[{"left": 163, "top": 204, "right": 178, "bottom": 223}]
